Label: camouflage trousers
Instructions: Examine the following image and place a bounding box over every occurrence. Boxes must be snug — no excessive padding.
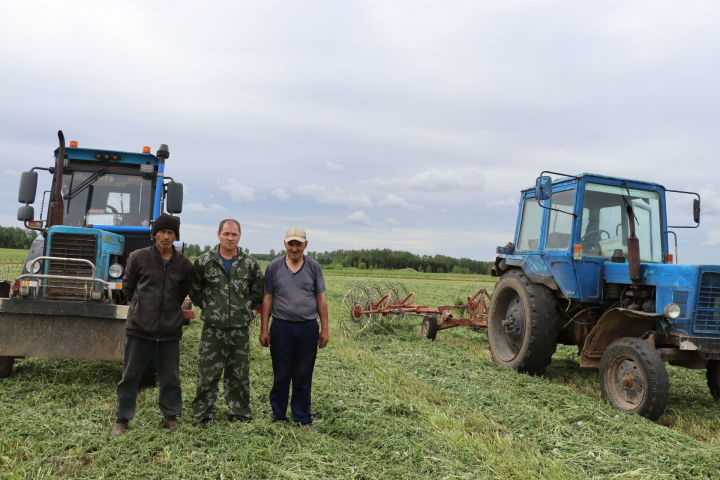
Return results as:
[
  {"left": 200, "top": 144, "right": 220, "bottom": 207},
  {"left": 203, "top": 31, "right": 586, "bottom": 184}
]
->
[{"left": 192, "top": 324, "right": 251, "bottom": 420}]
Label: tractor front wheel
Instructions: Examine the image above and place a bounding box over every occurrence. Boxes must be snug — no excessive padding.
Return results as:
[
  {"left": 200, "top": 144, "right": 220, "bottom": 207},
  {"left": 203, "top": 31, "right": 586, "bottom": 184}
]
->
[
  {"left": 706, "top": 360, "right": 720, "bottom": 399},
  {"left": 599, "top": 337, "right": 668, "bottom": 421},
  {"left": 0, "top": 356, "right": 15, "bottom": 378},
  {"left": 487, "top": 269, "right": 559, "bottom": 375}
]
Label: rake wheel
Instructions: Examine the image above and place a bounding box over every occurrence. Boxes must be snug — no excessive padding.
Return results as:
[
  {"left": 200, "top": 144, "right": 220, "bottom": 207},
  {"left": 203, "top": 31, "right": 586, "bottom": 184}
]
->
[{"left": 340, "top": 285, "right": 379, "bottom": 336}]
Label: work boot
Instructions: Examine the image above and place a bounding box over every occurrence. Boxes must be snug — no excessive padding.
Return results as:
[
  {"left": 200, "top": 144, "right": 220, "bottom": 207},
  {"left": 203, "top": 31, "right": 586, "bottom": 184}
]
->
[
  {"left": 195, "top": 417, "right": 210, "bottom": 429},
  {"left": 110, "top": 420, "right": 128, "bottom": 436},
  {"left": 161, "top": 416, "right": 178, "bottom": 431},
  {"left": 227, "top": 414, "right": 251, "bottom": 423}
]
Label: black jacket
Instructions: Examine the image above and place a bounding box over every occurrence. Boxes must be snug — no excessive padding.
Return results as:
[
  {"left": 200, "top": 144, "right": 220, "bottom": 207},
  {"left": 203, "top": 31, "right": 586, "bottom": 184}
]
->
[{"left": 122, "top": 245, "right": 193, "bottom": 341}]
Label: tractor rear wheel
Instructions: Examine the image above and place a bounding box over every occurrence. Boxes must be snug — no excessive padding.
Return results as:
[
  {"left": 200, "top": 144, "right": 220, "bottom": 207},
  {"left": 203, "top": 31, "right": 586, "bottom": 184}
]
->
[
  {"left": 706, "top": 360, "right": 720, "bottom": 399},
  {"left": 599, "top": 337, "right": 668, "bottom": 421},
  {"left": 0, "top": 356, "right": 15, "bottom": 378},
  {"left": 488, "top": 269, "right": 559, "bottom": 375}
]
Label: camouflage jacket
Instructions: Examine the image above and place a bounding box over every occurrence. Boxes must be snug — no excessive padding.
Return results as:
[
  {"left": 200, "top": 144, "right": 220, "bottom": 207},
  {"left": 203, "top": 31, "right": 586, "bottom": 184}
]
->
[{"left": 189, "top": 245, "right": 264, "bottom": 329}]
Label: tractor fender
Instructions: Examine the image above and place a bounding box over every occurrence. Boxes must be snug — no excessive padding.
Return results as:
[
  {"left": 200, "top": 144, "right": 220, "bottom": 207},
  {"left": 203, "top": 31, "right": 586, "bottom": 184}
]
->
[
  {"left": 492, "top": 255, "right": 559, "bottom": 291},
  {"left": 579, "top": 307, "right": 661, "bottom": 368}
]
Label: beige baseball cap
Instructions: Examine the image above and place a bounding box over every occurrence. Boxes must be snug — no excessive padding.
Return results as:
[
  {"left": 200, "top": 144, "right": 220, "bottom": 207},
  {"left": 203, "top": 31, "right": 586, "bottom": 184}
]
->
[{"left": 284, "top": 226, "right": 307, "bottom": 243}]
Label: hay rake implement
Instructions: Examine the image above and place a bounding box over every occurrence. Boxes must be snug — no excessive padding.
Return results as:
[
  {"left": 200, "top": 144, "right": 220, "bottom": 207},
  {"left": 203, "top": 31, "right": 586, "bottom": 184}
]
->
[{"left": 340, "top": 282, "right": 491, "bottom": 340}]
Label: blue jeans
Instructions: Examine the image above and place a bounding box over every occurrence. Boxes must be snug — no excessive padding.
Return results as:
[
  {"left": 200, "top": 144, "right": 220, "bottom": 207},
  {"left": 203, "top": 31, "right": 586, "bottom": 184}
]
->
[
  {"left": 269, "top": 319, "right": 318, "bottom": 424},
  {"left": 115, "top": 335, "right": 182, "bottom": 421}
]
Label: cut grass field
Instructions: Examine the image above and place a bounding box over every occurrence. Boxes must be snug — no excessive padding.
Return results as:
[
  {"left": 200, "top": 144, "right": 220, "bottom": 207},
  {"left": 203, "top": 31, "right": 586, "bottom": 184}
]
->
[{"left": 1, "top": 250, "right": 720, "bottom": 478}]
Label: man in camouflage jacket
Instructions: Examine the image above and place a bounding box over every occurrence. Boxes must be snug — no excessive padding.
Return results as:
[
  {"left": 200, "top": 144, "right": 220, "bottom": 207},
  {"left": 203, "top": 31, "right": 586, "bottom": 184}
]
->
[{"left": 189, "top": 219, "right": 264, "bottom": 425}]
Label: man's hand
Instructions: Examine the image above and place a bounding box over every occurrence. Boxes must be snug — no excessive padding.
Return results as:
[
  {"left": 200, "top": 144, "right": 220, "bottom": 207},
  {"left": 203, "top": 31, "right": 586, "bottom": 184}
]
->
[
  {"left": 259, "top": 329, "right": 271, "bottom": 347},
  {"left": 318, "top": 329, "right": 329, "bottom": 348},
  {"left": 260, "top": 293, "right": 272, "bottom": 347}
]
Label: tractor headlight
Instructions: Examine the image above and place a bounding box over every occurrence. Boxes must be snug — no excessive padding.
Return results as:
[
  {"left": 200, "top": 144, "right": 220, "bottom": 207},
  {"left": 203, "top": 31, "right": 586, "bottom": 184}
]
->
[
  {"left": 664, "top": 303, "right": 681, "bottom": 320},
  {"left": 25, "top": 259, "right": 42, "bottom": 274},
  {"left": 108, "top": 263, "right": 123, "bottom": 279}
]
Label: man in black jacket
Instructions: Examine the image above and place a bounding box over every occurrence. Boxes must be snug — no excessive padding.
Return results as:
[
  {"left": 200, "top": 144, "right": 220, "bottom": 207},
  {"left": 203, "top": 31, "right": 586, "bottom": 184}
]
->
[{"left": 110, "top": 214, "right": 193, "bottom": 436}]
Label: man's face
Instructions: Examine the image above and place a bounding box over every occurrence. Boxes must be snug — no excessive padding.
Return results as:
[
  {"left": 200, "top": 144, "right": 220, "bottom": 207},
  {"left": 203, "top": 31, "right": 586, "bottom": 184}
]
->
[
  {"left": 218, "top": 222, "right": 241, "bottom": 252},
  {"left": 285, "top": 240, "right": 307, "bottom": 261},
  {"left": 155, "top": 229, "right": 176, "bottom": 250}
]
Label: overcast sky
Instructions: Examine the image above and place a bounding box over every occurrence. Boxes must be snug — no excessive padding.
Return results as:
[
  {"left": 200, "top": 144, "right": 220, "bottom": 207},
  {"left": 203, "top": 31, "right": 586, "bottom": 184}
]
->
[{"left": 1, "top": 0, "right": 719, "bottom": 263}]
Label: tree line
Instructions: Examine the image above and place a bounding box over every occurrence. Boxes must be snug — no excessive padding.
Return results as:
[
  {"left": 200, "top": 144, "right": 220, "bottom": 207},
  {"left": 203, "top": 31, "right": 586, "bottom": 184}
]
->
[
  {"left": 305, "top": 248, "right": 493, "bottom": 274},
  {"left": 0, "top": 226, "right": 38, "bottom": 249},
  {"left": 258, "top": 248, "right": 491, "bottom": 274}
]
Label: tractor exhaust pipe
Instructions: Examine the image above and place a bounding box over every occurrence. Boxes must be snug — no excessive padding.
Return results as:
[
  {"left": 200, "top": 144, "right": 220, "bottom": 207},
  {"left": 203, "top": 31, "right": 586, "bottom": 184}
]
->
[
  {"left": 48, "top": 130, "right": 66, "bottom": 227},
  {"left": 626, "top": 205, "right": 641, "bottom": 283}
]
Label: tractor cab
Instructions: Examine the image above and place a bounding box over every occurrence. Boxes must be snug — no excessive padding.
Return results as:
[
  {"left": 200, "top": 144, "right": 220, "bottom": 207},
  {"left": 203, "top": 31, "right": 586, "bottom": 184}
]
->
[{"left": 496, "top": 173, "right": 684, "bottom": 303}]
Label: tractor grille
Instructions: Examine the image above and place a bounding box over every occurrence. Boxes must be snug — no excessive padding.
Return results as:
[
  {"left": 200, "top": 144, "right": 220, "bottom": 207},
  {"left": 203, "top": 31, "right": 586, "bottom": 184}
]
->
[
  {"left": 46, "top": 233, "right": 97, "bottom": 300},
  {"left": 695, "top": 272, "right": 720, "bottom": 334}
]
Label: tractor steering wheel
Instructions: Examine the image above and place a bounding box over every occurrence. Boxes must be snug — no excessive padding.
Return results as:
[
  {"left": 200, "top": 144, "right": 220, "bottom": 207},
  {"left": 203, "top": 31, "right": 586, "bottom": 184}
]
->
[
  {"left": 581, "top": 229, "right": 611, "bottom": 255},
  {"left": 581, "top": 229, "right": 610, "bottom": 243}
]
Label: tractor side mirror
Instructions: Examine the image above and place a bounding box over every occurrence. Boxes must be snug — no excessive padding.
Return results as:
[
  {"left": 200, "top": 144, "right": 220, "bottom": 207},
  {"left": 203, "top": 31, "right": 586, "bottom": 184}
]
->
[
  {"left": 166, "top": 181, "right": 183, "bottom": 214},
  {"left": 693, "top": 198, "right": 701, "bottom": 224},
  {"left": 18, "top": 171, "right": 38, "bottom": 204},
  {"left": 17, "top": 205, "right": 34, "bottom": 221},
  {"left": 535, "top": 176, "right": 552, "bottom": 201}
]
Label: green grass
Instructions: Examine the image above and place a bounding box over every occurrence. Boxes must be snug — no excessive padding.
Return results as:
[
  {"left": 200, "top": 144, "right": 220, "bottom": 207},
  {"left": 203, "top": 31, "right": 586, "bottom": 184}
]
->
[
  {"left": 0, "top": 248, "right": 26, "bottom": 282},
  {"left": 0, "top": 249, "right": 27, "bottom": 262},
  {"left": 1, "top": 269, "right": 720, "bottom": 478}
]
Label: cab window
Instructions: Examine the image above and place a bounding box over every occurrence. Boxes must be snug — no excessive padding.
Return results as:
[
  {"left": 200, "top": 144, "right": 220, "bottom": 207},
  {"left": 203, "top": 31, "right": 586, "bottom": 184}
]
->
[
  {"left": 545, "top": 189, "right": 575, "bottom": 250},
  {"left": 517, "top": 197, "right": 543, "bottom": 251}
]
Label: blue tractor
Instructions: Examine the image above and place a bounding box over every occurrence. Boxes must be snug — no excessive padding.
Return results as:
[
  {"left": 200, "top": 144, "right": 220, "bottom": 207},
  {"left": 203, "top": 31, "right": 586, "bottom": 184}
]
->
[
  {"left": 0, "top": 131, "right": 186, "bottom": 378},
  {"left": 488, "top": 172, "right": 719, "bottom": 420}
]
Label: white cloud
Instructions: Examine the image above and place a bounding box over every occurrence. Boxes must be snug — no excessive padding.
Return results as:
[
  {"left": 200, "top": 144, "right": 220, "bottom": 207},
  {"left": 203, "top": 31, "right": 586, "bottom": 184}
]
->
[
  {"left": 272, "top": 188, "right": 290, "bottom": 200},
  {"left": 366, "top": 167, "right": 487, "bottom": 193},
  {"left": 183, "top": 202, "right": 227, "bottom": 214},
  {"left": 702, "top": 229, "right": 720, "bottom": 246},
  {"left": 697, "top": 185, "right": 720, "bottom": 217},
  {"left": 324, "top": 161, "right": 343, "bottom": 171},
  {"left": 1, "top": 169, "right": 20, "bottom": 184},
  {"left": 346, "top": 210, "right": 371, "bottom": 226},
  {"left": 295, "top": 184, "right": 373, "bottom": 208},
  {"left": 486, "top": 198, "right": 518, "bottom": 209},
  {"left": 220, "top": 179, "right": 260, "bottom": 202},
  {"left": 378, "top": 193, "right": 421, "bottom": 210},
  {"left": 384, "top": 217, "right": 399, "bottom": 225}
]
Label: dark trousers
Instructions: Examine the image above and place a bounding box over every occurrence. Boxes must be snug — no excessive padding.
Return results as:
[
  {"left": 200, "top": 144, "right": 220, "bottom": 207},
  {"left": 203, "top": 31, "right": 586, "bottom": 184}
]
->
[
  {"left": 269, "top": 319, "right": 318, "bottom": 424},
  {"left": 116, "top": 335, "right": 182, "bottom": 422}
]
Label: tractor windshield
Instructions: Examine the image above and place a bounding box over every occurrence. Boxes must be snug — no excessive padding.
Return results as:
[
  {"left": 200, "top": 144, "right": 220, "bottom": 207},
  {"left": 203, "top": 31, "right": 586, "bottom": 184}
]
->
[
  {"left": 61, "top": 171, "right": 153, "bottom": 227},
  {"left": 580, "top": 183, "right": 662, "bottom": 263}
]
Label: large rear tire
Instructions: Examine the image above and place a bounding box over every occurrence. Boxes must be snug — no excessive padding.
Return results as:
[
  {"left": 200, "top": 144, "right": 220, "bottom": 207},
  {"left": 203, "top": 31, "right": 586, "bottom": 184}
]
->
[
  {"left": 599, "top": 337, "right": 669, "bottom": 421},
  {"left": 0, "top": 356, "right": 15, "bottom": 378},
  {"left": 488, "top": 269, "right": 559, "bottom": 375}
]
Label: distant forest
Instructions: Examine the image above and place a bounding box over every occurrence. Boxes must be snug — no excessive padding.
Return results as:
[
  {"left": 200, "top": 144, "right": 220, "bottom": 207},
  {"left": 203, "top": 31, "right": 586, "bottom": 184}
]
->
[
  {"left": 0, "top": 226, "right": 37, "bottom": 249},
  {"left": 258, "top": 248, "right": 493, "bottom": 274}
]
